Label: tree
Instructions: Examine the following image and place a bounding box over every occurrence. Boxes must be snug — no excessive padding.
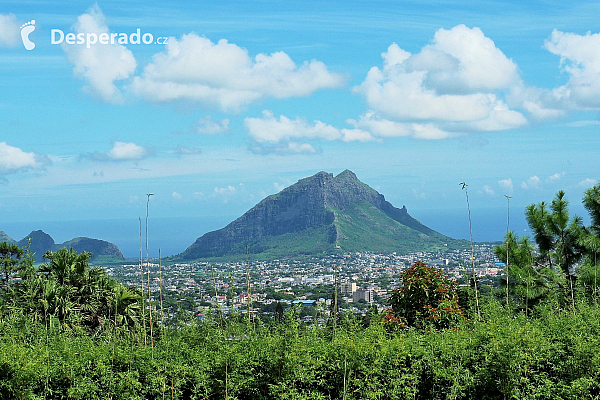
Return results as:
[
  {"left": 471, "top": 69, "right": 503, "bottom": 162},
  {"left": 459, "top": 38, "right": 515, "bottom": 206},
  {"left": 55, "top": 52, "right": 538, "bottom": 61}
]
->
[
  {"left": 576, "top": 184, "right": 600, "bottom": 300},
  {"left": 275, "top": 301, "right": 284, "bottom": 322},
  {"left": 525, "top": 190, "right": 583, "bottom": 303},
  {"left": 494, "top": 232, "right": 557, "bottom": 314},
  {"left": 388, "top": 261, "right": 464, "bottom": 330},
  {"left": 0, "top": 242, "right": 25, "bottom": 293}
]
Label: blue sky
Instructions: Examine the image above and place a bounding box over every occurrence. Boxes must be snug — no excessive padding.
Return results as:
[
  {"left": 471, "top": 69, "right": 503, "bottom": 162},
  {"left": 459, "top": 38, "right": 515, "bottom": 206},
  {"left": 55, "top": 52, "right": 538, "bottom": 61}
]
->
[{"left": 1, "top": 0, "right": 599, "bottom": 252}]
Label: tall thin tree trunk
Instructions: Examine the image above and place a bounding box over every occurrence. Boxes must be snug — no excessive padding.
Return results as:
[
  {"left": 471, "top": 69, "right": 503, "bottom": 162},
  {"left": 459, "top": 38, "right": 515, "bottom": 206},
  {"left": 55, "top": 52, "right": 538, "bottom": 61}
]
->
[
  {"left": 462, "top": 183, "right": 480, "bottom": 319},
  {"left": 139, "top": 217, "right": 146, "bottom": 346},
  {"left": 595, "top": 253, "right": 597, "bottom": 304},
  {"left": 159, "top": 248, "right": 164, "bottom": 339},
  {"left": 246, "top": 244, "right": 252, "bottom": 328},
  {"left": 212, "top": 265, "right": 221, "bottom": 325},
  {"left": 505, "top": 195, "right": 511, "bottom": 307},
  {"left": 333, "top": 263, "right": 338, "bottom": 335},
  {"left": 146, "top": 193, "right": 154, "bottom": 349}
]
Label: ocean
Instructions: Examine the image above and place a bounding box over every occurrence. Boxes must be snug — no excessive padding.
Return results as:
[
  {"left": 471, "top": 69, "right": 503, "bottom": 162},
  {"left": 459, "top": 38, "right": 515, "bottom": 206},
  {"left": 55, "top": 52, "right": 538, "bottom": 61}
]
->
[{"left": 1, "top": 207, "right": 544, "bottom": 258}]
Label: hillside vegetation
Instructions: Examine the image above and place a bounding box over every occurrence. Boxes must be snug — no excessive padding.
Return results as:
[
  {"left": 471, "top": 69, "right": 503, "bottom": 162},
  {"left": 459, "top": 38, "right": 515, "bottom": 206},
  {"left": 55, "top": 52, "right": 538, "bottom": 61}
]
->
[{"left": 0, "top": 184, "right": 599, "bottom": 399}]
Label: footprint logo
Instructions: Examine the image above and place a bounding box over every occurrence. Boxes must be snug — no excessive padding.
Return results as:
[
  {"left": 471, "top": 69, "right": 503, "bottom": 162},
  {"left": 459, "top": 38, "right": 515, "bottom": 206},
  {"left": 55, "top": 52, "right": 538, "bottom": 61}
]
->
[{"left": 20, "top": 20, "right": 35, "bottom": 50}]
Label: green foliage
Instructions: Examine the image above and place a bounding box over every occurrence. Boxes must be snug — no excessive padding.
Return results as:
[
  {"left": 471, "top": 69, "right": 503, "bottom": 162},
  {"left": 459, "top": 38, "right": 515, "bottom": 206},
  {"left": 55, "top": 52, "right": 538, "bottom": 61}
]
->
[
  {"left": 1, "top": 246, "right": 146, "bottom": 335},
  {"left": 495, "top": 233, "right": 558, "bottom": 311},
  {"left": 2, "top": 301, "right": 600, "bottom": 399},
  {"left": 526, "top": 191, "right": 584, "bottom": 278},
  {"left": 0, "top": 242, "right": 26, "bottom": 293},
  {"left": 388, "top": 261, "right": 465, "bottom": 330},
  {"left": 4, "top": 186, "right": 600, "bottom": 398}
]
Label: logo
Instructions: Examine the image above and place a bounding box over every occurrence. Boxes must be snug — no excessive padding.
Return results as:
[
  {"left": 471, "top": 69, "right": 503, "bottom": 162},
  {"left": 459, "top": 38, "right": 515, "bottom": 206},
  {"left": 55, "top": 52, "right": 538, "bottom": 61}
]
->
[{"left": 20, "top": 19, "right": 35, "bottom": 50}]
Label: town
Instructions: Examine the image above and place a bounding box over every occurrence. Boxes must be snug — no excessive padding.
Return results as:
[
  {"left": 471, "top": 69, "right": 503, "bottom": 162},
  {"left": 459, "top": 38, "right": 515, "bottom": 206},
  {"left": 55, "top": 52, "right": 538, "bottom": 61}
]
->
[{"left": 106, "top": 243, "right": 502, "bottom": 323}]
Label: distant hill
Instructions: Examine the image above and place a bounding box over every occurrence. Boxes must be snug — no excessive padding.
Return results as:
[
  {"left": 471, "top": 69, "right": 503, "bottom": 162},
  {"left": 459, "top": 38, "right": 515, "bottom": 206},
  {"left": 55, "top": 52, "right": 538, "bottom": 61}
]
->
[
  {"left": 176, "top": 170, "right": 462, "bottom": 261},
  {"left": 3, "top": 230, "right": 125, "bottom": 263},
  {"left": 0, "top": 231, "right": 16, "bottom": 245}
]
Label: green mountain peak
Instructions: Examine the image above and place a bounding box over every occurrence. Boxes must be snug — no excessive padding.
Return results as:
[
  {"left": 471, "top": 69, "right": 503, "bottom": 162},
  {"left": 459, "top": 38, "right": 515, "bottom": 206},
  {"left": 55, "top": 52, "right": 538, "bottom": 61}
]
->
[{"left": 177, "top": 170, "right": 460, "bottom": 261}]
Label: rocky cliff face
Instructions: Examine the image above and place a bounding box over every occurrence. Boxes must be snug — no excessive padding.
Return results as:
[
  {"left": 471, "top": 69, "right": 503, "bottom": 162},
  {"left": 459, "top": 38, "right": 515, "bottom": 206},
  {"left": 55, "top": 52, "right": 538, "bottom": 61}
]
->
[{"left": 179, "top": 170, "right": 457, "bottom": 260}]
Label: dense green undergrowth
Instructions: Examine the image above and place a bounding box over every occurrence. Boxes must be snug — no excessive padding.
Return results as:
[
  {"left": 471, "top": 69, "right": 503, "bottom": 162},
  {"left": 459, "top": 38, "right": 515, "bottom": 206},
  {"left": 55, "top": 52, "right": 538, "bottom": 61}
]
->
[{"left": 2, "top": 300, "right": 600, "bottom": 400}]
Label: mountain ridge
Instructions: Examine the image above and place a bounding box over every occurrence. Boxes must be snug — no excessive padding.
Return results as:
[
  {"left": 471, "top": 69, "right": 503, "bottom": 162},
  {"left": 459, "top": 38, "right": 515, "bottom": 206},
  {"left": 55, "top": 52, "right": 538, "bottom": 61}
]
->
[
  {"left": 177, "top": 170, "right": 461, "bottom": 261},
  {"left": 0, "top": 230, "right": 125, "bottom": 262}
]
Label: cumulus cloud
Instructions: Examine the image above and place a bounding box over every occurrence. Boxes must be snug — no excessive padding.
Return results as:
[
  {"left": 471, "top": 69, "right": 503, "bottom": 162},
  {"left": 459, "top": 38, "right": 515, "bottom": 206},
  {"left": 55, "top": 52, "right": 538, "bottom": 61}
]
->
[
  {"left": 193, "top": 116, "right": 230, "bottom": 134},
  {"left": 62, "top": 5, "right": 136, "bottom": 103},
  {"left": 354, "top": 25, "right": 527, "bottom": 133},
  {"left": 86, "top": 141, "right": 151, "bottom": 162},
  {"left": 481, "top": 185, "right": 495, "bottom": 196},
  {"left": 544, "top": 30, "right": 600, "bottom": 109},
  {"left": 244, "top": 110, "right": 374, "bottom": 154},
  {"left": 107, "top": 142, "right": 149, "bottom": 160},
  {"left": 579, "top": 178, "right": 597, "bottom": 187},
  {"left": 214, "top": 185, "right": 236, "bottom": 194},
  {"left": 0, "top": 142, "right": 48, "bottom": 173},
  {"left": 509, "top": 29, "right": 600, "bottom": 119},
  {"left": 521, "top": 176, "right": 541, "bottom": 190},
  {"left": 172, "top": 191, "right": 182, "bottom": 200},
  {"left": 347, "top": 112, "right": 454, "bottom": 140},
  {"left": 548, "top": 171, "right": 565, "bottom": 182},
  {"left": 131, "top": 33, "right": 344, "bottom": 112},
  {"left": 498, "top": 178, "right": 514, "bottom": 193},
  {"left": 0, "top": 13, "right": 20, "bottom": 48}
]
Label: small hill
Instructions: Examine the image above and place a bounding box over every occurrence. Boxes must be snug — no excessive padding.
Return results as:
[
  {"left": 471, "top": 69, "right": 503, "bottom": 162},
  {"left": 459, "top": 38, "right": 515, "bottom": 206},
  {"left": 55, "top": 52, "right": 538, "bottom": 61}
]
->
[
  {"left": 176, "top": 170, "right": 461, "bottom": 261},
  {"left": 18, "top": 230, "right": 55, "bottom": 261},
  {"left": 0, "top": 231, "right": 15, "bottom": 244},
  {"left": 13, "top": 230, "right": 124, "bottom": 263}
]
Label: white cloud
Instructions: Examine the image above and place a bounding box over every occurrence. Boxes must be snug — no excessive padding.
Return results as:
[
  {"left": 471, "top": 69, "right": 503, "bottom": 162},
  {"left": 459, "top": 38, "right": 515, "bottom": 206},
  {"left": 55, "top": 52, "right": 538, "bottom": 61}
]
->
[
  {"left": 214, "top": 185, "right": 236, "bottom": 194},
  {"left": 194, "top": 116, "right": 230, "bottom": 134},
  {"left": 285, "top": 142, "right": 317, "bottom": 154},
  {"left": 0, "top": 142, "right": 45, "bottom": 173},
  {"left": 482, "top": 185, "right": 495, "bottom": 196},
  {"left": 548, "top": 171, "right": 565, "bottom": 182},
  {"left": 578, "top": 178, "right": 597, "bottom": 187},
  {"left": 498, "top": 178, "right": 514, "bottom": 193},
  {"left": 347, "top": 112, "right": 454, "bottom": 140},
  {"left": 245, "top": 111, "right": 341, "bottom": 142},
  {"left": 104, "top": 141, "right": 150, "bottom": 161},
  {"left": 128, "top": 195, "right": 139, "bottom": 203},
  {"left": 510, "top": 29, "right": 600, "bottom": 119},
  {"left": 544, "top": 30, "right": 600, "bottom": 109},
  {"left": 0, "top": 13, "right": 20, "bottom": 48},
  {"left": 244, "top": 110, "right": 373, "bottom": 154},
  {"left": 521, "top": 176, "right": 541, "bottom": 190},
  {"left": 354, "top": 25, "right": 526, "bottom": 134},
  {"left": 131, "top": 33, "right": 344, "bottom": 112},
  {"left": 274, "top": 182, "right": 285, "bottom": 192},
  {"left": 62, "top": 5, "right": 136, "bottom": 103},
  {"left": 172, "top": 191, "right": 182, "bottom": 200}
]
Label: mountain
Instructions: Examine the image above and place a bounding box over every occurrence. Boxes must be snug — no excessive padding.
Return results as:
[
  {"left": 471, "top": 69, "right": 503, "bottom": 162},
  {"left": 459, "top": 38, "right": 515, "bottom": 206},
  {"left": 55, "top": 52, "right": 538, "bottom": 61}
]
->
[
  {"left": 12, "top": 230, "right": 124, "bottom": 263},
  {"left": 0, "top": 231, "right": 15, "bottom": 244},
  {"left": 177, "top": 170, "right": 461, "bottom": 261}
]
